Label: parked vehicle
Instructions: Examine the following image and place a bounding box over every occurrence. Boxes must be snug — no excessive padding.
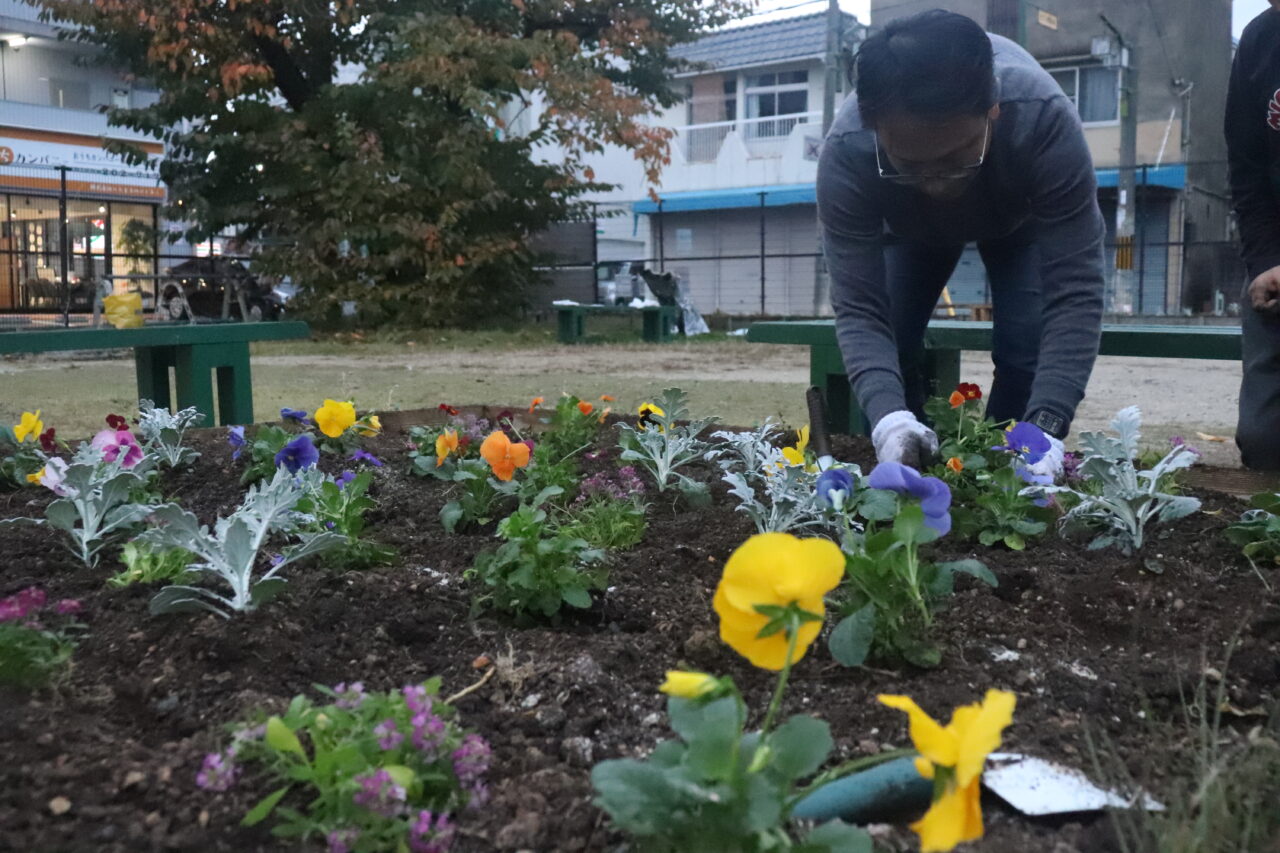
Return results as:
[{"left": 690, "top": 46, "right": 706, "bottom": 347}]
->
[{"left": 157, "top": 258, "right": 285, "bottom": 321}]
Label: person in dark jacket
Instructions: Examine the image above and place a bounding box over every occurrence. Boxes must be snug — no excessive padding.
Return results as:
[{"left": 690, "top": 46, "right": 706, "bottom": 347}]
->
[
  {"left": 1226, "top": 1, "right": 1280, "bottom": 470},
  {"left": 817, "top": 10, "right": 1105, "bottom": 477}
]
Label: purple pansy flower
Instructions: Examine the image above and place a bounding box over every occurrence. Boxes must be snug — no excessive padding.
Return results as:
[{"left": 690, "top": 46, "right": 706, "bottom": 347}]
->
[
  {"left": 275, "top": 434, "right": 319, "bottom": 473},
  {"left": 867, "top": 461, "right": 952, "bottom": 537},
  {"left": 228, "top": 426, "right": 246, "bottom": 460},
  {"left": 91, "top": 429, "right": 144, "bottom": 468},
  {"left": 350, "top": 448, "right": 384, "bottom": 468},
  {"left": 1014, "top": 463, "right": 1054, "bottom": 507},
  {"left": 335, "top": 470, "right": 357, "bottom": 490},
  {"left": 280, "top": 407, "right": 311, "bottom": 424},
  {"left": 815, "top": 467, "right": 855, "bottom": 509},
  {"left": 994, "top": 421, "right": 1051, "bottom": 465}
]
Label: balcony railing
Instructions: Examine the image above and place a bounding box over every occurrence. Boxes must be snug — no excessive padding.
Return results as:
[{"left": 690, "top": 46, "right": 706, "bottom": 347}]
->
[{"left": 674, "top": 111, "right": 822, "bottom": 163}]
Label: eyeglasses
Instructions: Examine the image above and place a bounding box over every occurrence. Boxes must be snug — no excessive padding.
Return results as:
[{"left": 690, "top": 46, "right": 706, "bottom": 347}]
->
[{"left": 875, "top": 120, "right": 990, "bottom": 185}]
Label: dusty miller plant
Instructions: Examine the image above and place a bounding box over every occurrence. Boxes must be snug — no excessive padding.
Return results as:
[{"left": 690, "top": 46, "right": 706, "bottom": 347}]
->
[
  {"left": 137, "top": 399, "right": 204, "bottom": 469},
  {"left": 0, "top": 444, "right": 161, "bottom": 567},
  {"left": 616, "top": 388, "right": 717, "bottom": 505},
  {"left": 707, "top": 421, "right": 783, "bottom": 474},
  {"left": 142, "top": 469, "right": 344, "bottom": 617},
  {"left": 1042, "top": 406, "right": 1200, "bottom": 554},
  {"left": 723, "top": 454, "right": 830, "bottom": 534}
]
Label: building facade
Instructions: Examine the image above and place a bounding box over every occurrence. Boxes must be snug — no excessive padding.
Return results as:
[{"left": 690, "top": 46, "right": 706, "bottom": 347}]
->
[{"left": 0, "top": 0, "right": 167, "bottom": 312}]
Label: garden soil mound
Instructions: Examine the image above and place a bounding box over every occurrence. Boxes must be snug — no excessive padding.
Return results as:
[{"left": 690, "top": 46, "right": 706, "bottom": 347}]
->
[{"left": 1, "top": 425, "right": 1277, "bottom": 852}]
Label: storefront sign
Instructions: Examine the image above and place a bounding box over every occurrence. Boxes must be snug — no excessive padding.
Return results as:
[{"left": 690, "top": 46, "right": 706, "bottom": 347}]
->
[{"left": 0, "top": 127, "right": 164, "bottom": 200}]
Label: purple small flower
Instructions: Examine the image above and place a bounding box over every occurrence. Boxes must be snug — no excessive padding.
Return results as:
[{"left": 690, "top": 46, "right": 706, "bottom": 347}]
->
[
  {"left": 53, "top": 599, "right": 82, "bottom": 616},
  {"left": 1, "top": 587, "right": 47, "bottom": 622},
  {"left": 451, "top": 734, "right": 491, "bottom": 786},
  {"left": 333, "top": 681, "right": 366, "bottom": 710},
  {"left": 353, "top": 769, "right": 407, "bottom": 817},
  {"left": 275, "top": 434, "right": 319, "bottom": 473},
  {"left": 327, "top": 829, "right": 359, "bottom": 853},
  {"left": 994, "top": 421, "right": 1051, "bottom": 465},
  {"left": 195, "top": 750, "right": 238, "bottom": 791},
  {"left": 867, "top": 461, "right": 952, "bottom": 537},
  {"left": 335, "top": 470, "right": 357, "bottom": 490},
  {"left": 412, "top": 712, "right": 447, "bottom": 755},
  {"left": 402, "top": 684, "right": 429, "bottom": 714},
  {"left": 1170, "top": 435, "right": 1202, "bottom": 458},
  {"left": 409, "top": 810, "right": 456, "bottom": 853},
  {"left": 228, "top": 426, "right": 246, "bottom": 460},
  {"left": 815, "top": 467, "right": 855, "bottom": 509},
  {"left": 350, "top": 448, "right": 384, "bottom": 468},
  {"left": 280, "top": 407, "right": 311, "bottom": 424},
  {"left": 1062, "top": 451, "right": 1084, "bottom": 483},
  {"left": 374, "top": 718, "right": 404, "bottom": 751}
]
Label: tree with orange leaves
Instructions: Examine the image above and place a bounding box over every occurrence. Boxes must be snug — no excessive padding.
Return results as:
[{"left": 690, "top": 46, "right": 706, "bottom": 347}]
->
[{"left": 35, "top": 0, "right": 748, "bottom": 325}]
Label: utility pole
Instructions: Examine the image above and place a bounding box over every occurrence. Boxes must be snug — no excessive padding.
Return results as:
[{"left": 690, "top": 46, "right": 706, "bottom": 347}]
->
[
  {"left": 1100, "top": 14, "right": 1137, "bottom": 314},
  {"left": 818, "top": 0, "right": 843, "bottom": 316}
]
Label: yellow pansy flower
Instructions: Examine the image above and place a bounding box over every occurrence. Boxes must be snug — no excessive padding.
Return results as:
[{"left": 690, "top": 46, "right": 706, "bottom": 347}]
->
[
  {"left": 357, "top": 414, "right": 382, "bottom": 437},
  {"left": 781, "top": 425, "right": 812, "bottom": 469},
  {"left": 314, "top": 399, "right": 357, "bottom": 438},
  {"left": 637, "top": 402, "right": 665, "bottom": 432},
  {"left": 712, "top": 532, "right": 844, "bottom": 671},
  {"left": 26, "top": 466, "right": 46, "bottom": 485},
  {"left": 14, "top": 410, "right": 43, "bottom": 444},
  {"left": 658, "top": 671, "right": 718, "bottom": 699},
  {"left": 877, "top": 690, "right": 1016, "bottom": 852},
  {"left": 435, "top": 429, "right": 459, "bottom": 467}
]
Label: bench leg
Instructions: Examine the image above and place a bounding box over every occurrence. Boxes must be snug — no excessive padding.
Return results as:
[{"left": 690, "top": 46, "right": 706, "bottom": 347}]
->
[
  {"left": 216, "top": 344, "right": 254, "bottom": 425},
  {"left": 812, "top": 345, "right": 869, "bottom": 436},
  {"left": 557, "top": 308, "right": 585, "bottom": 344},
  {"left": 135, "top": 346, "right": 176, "bottom": 411},
  {"left": 173, "top": 346, "right": 217, "bottom": 424},
  {"left": 924, "top": 348, "right": 961, "bottom": 402},
  {"left": 642, "top": 307, "right": 677, "bottom": 342}
]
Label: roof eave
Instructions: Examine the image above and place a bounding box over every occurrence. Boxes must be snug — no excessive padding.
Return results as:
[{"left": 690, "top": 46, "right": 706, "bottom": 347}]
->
[{"left": 673, "top": 53, "right": 827, "bottom": 79}]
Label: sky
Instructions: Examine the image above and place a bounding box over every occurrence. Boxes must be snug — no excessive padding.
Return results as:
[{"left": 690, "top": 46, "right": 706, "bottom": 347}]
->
[{"left": 739, "top": 0, "right": 1271, "bottom": 39}]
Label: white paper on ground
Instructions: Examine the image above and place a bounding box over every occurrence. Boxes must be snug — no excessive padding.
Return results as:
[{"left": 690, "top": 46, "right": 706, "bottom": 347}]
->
[{"left": 984, "top": 753, "right": 1165, "bottom": 815}]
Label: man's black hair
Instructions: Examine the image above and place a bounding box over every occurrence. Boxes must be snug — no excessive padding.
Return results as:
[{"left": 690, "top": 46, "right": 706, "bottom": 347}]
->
[{"left": 854, "top": 9, "right": 996, "bottom": 127}]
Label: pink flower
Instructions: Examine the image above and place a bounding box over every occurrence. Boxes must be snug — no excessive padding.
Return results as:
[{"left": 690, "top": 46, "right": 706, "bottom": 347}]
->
[
  {"left": 54, "top": 599, "right": 82, "bottom": 616},
  {"left": 39, "top": 457, "right": 74, "bottom": 497},
  {"left": 90, "top": 429, "right": 144, "bottom": 468}
]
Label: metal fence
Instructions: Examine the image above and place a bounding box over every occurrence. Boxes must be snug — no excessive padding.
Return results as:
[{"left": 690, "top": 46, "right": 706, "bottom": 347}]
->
[{"left": 595, "top": 160, "right": 1245, "bottom": 319}]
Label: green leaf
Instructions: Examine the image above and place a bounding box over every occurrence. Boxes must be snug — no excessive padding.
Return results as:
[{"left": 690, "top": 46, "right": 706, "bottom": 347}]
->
[
  {"left": 828, "top": 604, "right": 875, "bottom": 667},
  {"left": 742, "top": 772, "right": 784, "bottom": 832},
  {"left": 440, "top": 501, "right": 464, "bottom": 533},
  {"left": 383, "top": 764, "right": 416, "bottom": 791},
  {"left": 892, "top": 503, "right": 931, "bottom": 546},
  {"left": 936, "top": 559, "right": 998, "bottom": 588},
  {"left": 560, "top": 587, "right": 592, "bottom": 609},
  {"left": 856, "top": 489, "right": 898, "bottom": 522},
  {"left": 801, "top": 820, "right": 875, "bottom": 853},
  {"left": 265, "top": 716, "right": 306, "bottom": 758},
  {"left": 897, "top": 636, "right": 943, "bottom": 669},
  {"left": 1003, "top": 532, "right": 1026, "bottom": 550},
  {"left": 241, "top": 786, "right": 290, "bottom": 827},
  {"left": 768, "top": 715, "right": 832, "bottom": 780}
]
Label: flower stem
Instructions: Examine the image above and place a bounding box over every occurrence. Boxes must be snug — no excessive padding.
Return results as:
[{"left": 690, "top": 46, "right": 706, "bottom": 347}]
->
[{"left": 759, "top": 617, "right": 800, "bottom": 740}]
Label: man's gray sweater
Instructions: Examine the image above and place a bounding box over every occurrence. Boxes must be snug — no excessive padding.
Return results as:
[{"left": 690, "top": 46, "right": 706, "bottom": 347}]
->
[{"left": 816, "top": 34, "right": 1105, "bottom": 430}]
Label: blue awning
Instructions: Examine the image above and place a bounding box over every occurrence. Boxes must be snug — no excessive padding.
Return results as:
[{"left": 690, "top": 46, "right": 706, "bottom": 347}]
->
[
  {"left": 632, "top": 183, "right": 817, "bottom": 214},
  {"left": 1094, "top": 163, "right": 1185, "bottom": 189}
]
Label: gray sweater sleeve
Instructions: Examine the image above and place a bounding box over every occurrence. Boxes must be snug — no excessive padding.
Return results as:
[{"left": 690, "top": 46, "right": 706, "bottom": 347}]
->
[
  {"left": 816, "top": 136, "right": 906, "bottom": 428},
  {"left": 1020, "top": 97, "right": 1105, "bottom": 424}
]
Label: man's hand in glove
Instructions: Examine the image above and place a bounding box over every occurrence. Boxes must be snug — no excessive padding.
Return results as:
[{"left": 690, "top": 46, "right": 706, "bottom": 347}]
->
[
  {"left": 871, "top": 410, "right": 939, "bottom": 469},
  {"left": 1024, "top": 435, "right": 1065, "bottom": 481}
]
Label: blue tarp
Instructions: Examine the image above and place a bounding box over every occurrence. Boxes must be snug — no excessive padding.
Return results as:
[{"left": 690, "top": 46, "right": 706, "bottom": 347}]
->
[{"left": 630, "top": 165, "right": 1185, "bottom": 216}]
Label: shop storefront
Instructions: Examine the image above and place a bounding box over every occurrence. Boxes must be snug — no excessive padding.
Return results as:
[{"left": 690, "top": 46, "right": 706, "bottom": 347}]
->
[{"left": 0, "top": 127, "right": 164, "bottom": 312}]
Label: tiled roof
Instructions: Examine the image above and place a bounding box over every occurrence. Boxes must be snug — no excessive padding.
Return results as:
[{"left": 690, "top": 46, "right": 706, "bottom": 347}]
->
[{"left": 672, "top": 11, "right": 860, "bottom": 71}]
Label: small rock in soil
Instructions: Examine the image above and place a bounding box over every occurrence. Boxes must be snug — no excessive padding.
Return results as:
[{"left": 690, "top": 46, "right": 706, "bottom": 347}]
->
[
  {"left": 561, "top": 736, "right": 594, "bottom": 768},
  {"left": 495, "top": 811, "right": 543, "bottom": 850},
  {"left": 47, "top": 796, "right": 71, "bottom": 816},
  {"left": 565, "top": 653, "right": 604, "bottom": 686}
]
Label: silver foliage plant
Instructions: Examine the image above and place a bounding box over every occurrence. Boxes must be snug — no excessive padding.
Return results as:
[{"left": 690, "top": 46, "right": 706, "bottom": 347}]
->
[
  {"left": 711, "top": 422, "right": 847, "bottom": 535},
  {"left": 615, "top": 387, "right": 717, "bottom": 504},
  {"left": 0, "top": 443, "right": 161, "bottom": 567},
  {"left": 137, "top": 399, "right": 204, "bottom": 469},
  {"left": 1041, "top": 406, "right": 1200, "bottom": 554},
  {"left": 143, "top": 468, "right": 344, "bottom": 618}
]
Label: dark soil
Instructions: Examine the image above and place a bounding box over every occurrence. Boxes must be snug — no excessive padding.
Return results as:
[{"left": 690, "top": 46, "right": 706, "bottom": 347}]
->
[{"left": 1, "top": 417, "right": 1277, "bottom": 853}]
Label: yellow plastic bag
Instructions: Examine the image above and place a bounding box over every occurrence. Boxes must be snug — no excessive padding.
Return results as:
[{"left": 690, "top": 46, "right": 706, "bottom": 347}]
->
[{"left": 103, "top": 291, "right": 144, "bottom": 329}]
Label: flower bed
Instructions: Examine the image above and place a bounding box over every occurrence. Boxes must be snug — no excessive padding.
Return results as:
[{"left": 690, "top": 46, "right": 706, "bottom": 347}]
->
[{"left": 0, "top": 396, "right": 1277, "bottom": 853}]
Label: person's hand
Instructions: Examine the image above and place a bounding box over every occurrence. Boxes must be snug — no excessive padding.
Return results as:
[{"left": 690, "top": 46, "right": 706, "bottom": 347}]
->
[
  {"left": 871, "top": 410, "right": 939, "bottom": 469},
  {"left": 1024, "top": 435, "right": 1065, "bottom": 481},
  {"left": 1248, "top": 265, "right": 1280, "bottom": 314}
]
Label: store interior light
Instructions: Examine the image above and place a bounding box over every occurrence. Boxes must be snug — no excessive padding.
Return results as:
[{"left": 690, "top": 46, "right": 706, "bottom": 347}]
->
[{"left": 5, "top": 36, "right": 29, "bottom": 48}]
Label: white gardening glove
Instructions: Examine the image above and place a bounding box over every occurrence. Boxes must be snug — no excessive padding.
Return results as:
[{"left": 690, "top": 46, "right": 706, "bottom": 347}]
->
[
  {"left": 1024, "top": 435, "right": 1065, "bottom": 481},
  {"left": 871, "top": 410, "right": 939, "bottom": 469}
]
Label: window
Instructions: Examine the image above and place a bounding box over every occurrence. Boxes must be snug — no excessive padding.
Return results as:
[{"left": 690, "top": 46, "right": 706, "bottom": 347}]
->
[
  {"left": 110, "top": 88, "right": 130, "bottom": 110},
  {"left": 1048, "top": 65, "right": 1119, "bottom": 124},
  {"left": 744, "top": 69, "right": 809, "bottom": 139},
  {"left": 48, "top": 79, "right": 90, "bottom": 110}
]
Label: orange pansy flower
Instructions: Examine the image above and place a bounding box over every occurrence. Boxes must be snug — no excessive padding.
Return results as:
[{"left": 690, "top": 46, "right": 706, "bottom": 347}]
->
[
  {"left": 577, "top": 400, "right": 594, "bottom": 416},
  {"left": 529, "top": 396, "right": 544, "bottom": 413},
  {"left": 600, "top": 394, "right": 616, "bottom": 402},
  {"left": 435, "top": 429, "right": 459, "bottom": 467},
  {"left": 949, "top": 390, "right": 966, "bottom": 408},
  {"left": 480, "top": 431, "right": 531, "bottom": 482},
  {"left": 946, "top": 456, "right": 964, "bottom": 473}
]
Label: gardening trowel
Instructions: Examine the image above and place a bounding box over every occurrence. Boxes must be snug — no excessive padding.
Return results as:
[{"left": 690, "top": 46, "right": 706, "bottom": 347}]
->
[{"left": 805, "top": 386, "right": 835, "bottom": 471}]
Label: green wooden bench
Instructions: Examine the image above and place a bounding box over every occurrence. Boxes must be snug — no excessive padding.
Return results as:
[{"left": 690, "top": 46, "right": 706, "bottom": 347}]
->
[
  {"left": 0, "top": 321, "right": 311, "bottom": 426},
  {"left": 556, "top": 304, "right": 681, "bottom": 344},
  {"left": 747, "top": 319, "right": 1242, "bottom": 435}
]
